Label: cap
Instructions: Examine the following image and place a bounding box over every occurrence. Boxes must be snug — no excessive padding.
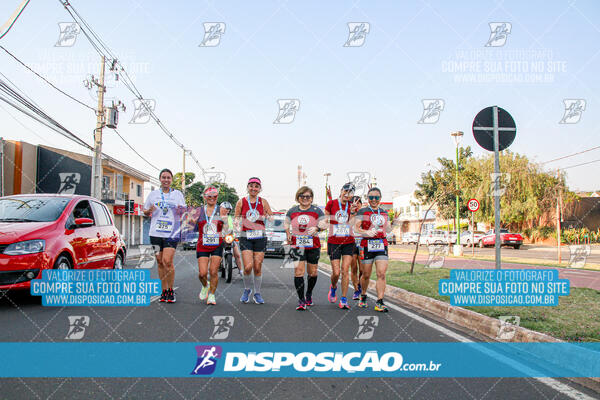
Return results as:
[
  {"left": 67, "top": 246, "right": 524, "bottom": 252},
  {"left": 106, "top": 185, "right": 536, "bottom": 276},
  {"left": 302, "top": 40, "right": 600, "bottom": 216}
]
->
[
  {"left": 342, "top": 182, "right": 356, "bottom": 192},
  {"left": 248, "top": 177, "right": 262, "bottom": 186},
  {"left": 220, "top": 201, "right": 233, "bottom": 210},
  {"left": 204, "top": 186, "right": 219, "bottom": 196}
]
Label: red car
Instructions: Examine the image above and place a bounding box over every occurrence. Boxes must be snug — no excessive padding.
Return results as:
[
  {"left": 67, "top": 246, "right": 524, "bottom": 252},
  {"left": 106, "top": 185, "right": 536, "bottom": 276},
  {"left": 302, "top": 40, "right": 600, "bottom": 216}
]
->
[
  {"left": 479, "top": 229, "right": 523, "bottom": 249},
  {"left": 0, "top": 194, "right": 126, "bottom": 290}
]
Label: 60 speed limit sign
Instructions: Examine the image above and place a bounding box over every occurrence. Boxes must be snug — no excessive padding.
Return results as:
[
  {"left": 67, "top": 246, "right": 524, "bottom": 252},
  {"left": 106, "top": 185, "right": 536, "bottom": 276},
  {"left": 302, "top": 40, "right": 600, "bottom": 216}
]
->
[{"left": 467, "top": 198, "right": 480, "bottom": 212}]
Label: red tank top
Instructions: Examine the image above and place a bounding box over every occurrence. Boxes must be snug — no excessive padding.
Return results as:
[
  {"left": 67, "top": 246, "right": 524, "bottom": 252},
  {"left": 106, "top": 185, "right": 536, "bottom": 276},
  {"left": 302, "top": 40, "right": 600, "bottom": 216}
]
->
[{"left": 240, "top": 196, "right": 265, "bottom": 231}]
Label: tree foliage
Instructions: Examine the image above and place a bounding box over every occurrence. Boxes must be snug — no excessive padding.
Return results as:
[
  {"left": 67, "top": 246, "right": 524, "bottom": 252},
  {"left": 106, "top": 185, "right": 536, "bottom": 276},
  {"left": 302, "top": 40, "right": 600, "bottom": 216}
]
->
[{"left": 172, "top": 172, "right": 239, "bottom": 207}]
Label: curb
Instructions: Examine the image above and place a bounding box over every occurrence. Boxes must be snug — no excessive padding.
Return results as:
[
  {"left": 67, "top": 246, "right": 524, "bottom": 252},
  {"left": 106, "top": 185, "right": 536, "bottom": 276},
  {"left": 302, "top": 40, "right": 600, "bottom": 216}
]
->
[{"left": 317, "top": 262, "right": 600, "bottom": 390}]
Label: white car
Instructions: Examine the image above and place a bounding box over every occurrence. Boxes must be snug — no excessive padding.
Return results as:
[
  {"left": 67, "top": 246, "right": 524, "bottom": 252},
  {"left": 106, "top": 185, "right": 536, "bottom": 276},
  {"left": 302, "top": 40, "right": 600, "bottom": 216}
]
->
[
  {"left": 461, "top": 230, "right": 485, "bottom": 247},
  {"left": 401, "top": 232, "right": 419, "bottom": 244},
  {"left": 419, "top": 230, "right": 448, "bottom": 246}
]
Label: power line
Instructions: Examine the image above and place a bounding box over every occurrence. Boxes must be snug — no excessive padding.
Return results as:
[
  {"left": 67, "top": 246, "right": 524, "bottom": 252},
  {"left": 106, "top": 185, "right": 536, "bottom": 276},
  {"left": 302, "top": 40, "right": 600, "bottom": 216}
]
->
[
  {"left": 111, "top": 128, "right": 160, "bottom": 172},
  {"left": 0, "top": 45, "right": 96, "bottom": 112},
  {"left": 542, "top": 145, "right": 600, "bottom": 164},
  {"left": 560, "top": 158, "right": 600, "bottom": 171}
]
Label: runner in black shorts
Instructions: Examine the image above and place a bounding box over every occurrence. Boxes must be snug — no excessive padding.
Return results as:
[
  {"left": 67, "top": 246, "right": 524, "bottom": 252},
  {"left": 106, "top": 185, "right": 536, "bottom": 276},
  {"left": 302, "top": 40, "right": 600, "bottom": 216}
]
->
[
  {"left": 353, "top": 187, "right": 391, "bottom": 312},
  {"left": 324, "top": 183, "right": 360, "bottom": 309},
  {"left": 350, "top": 196, "right": 363, "bottom": 300},
  {"left": 285, "top": 186, "right": 325, "bottom": 310},
  {"left": 234, "top": 177, "right": 273, "bottom": 304},
  {"left": 195, "top": 186, "right": 229, "bottom": 305}
]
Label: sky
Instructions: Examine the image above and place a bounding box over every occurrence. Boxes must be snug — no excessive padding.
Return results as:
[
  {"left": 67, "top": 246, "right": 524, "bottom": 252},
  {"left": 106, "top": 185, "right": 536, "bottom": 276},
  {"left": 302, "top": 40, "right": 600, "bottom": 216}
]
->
[{"left": 1, "top": 0, "right": 599, "bottom": 210}]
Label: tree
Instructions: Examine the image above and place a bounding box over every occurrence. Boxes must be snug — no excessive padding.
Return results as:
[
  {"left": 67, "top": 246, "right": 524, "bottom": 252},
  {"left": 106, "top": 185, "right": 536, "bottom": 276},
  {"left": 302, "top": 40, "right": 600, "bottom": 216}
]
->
[{"left": 172, "top": 172, "right": 240, "bottom": 208}]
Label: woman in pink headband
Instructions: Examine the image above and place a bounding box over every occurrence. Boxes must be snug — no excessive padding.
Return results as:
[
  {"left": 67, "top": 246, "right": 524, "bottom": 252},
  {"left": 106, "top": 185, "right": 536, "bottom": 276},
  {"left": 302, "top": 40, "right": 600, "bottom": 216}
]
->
[{"left": 234, "top": 177, "right": 273, "bottom": 304}]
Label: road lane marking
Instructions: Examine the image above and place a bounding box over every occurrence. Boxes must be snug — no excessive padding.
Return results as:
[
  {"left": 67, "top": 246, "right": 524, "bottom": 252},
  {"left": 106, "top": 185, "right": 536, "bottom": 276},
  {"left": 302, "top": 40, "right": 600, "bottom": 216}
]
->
[{"left": 316, "top": 268, "right": 596, "bottom": 400}]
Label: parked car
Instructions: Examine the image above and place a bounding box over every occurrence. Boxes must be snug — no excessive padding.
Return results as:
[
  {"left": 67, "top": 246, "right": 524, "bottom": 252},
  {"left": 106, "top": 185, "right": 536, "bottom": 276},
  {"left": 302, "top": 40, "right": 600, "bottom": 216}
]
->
[
  {"left": 401, "top": 232, "right": 419, "bottom": 245},
  {"left": 0, "top": 194, "right": 126, "bottom": 290},
  {"left": 419, "top": 230, "right": 448, "bottom": 246},
  {"left": 182, "top": 232, "right": 199, "bottom": 250},
  {"left": 479, "top": 229, "right": 524, "bottom": 249},
  {"left": 447, "top": 231, "right": 457, "bottom": 244},
  {"left": 265, "top": 214, "right": 287, "bottom": 258},
  {"left": 386, "top": 232, "right": 397, "bottom": 245},
  {"left": 461, "top": 230, "right": 485, "bottom": 247}
]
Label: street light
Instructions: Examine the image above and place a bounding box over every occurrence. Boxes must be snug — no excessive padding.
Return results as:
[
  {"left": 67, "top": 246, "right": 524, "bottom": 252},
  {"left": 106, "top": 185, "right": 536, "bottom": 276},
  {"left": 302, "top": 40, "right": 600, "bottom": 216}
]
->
[{"left": 451, "top": 131, "right": 464, "bottom": 255}]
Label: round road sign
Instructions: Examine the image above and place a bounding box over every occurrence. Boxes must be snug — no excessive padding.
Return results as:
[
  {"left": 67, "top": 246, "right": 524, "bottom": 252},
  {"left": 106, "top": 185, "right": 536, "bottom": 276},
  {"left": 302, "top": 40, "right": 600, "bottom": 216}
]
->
[
  {"left": 472, "top": 106, "right": 516, "bottom": 152},
  {"left": 467, "top": 198, "right": 480, "bottom": 212}
]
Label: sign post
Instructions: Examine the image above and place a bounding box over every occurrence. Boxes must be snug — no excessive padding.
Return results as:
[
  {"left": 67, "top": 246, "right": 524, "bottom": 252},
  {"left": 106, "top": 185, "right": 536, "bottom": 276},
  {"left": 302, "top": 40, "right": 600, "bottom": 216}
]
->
[
  {"left": 125, "top": 200, "right": 134, "bottom": 246},
  {"left": 472, "top": 106, "right": 516, "bottom": 270},
  {"left": 467, "top": 198, "right": 480, "bottom": 256}
]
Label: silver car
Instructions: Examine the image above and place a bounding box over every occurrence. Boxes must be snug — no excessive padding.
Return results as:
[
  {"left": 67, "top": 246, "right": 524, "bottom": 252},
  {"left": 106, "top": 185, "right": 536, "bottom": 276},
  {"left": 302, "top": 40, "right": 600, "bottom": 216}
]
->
[
  {"left": 419, "top": 230, "right": 448, "bottom": 246},
  {"left": 401, "top": 232, "right": 419, "bottom": 244},
  {"left": 461, "top": 230, "right": 485, "bottom": 247}
]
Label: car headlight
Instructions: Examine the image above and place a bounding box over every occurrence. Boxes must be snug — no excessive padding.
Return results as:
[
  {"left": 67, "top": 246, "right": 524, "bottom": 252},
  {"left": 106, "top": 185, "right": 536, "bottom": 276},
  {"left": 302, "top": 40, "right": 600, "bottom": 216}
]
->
[
  {"left": 4, "top": 239, "right": 46, "bottom": 255},
  {"left": 225, "top": 234, "right": 235, "bottom": 244}
]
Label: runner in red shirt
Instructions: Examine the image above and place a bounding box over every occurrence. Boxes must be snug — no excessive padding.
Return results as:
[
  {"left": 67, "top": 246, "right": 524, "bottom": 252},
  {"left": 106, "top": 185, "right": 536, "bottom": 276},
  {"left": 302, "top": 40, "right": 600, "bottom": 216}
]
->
[
  {"left": 350, "top": 195, "right": 364, "bottom": 301},
  {"left": 234, "top": 177, "right": 273, "bottom": 304},
  {"left": 285, "top": 186, "right": 325, "bottom": 310},
  {"left": 324, "top": 182, "right": 360, "bottom": 309},
  {"left": 353, "top": 187, "right": 392, "bottom": 312},
  {"left": 196, "top": 186, "right": 229, "bottom": 305}
]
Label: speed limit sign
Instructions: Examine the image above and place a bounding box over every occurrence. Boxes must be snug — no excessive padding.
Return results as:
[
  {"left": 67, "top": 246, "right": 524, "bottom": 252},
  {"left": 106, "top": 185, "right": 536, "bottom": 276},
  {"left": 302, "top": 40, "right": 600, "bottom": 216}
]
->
[{"left": 467, "top": 198, "right": 480, "bottom": 212}]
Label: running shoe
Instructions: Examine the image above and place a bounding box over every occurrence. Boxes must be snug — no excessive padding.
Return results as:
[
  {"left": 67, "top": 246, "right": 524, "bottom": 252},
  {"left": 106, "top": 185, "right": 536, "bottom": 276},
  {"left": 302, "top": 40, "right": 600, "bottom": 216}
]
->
[
  {"left": 357, "top": 283, "right": 362, "bottom": 293},
  {"left": 240, "top": 288, "right": 251, "bottom": 303},
  {"left": 207, "top": 293, "right": 216, "bottom": 305},
  {"left": 328, "top": 285, "right": 337, "bottom": 303},
  {"left": 199, "top": 285, "right": 210, "bottom": 301},
  {"left": 296, "top": 300, "right": 307, "bottom": 311},
  {"left": 374, "top": 300, "right": 389, "bottom": 313},
  {"left": 358, "top": 296, "right": 368, "bottom": 308},
  {"left": 253, "top": 293, "right": 265, "bottom": 304},
  {"left": 338, "top": 297, "right": 350, "bottom": 309},
  {"left": 352, "top": 289, "right": 361, "bottom": 300},
  {"left": 159, "top": 290, "right": 167, "bottom": 302},
  {"left": 167, "top": 288, "right": 176, "bottom": 303},
  {"left": 305, "top": 295, "right": 313, "bottom": 306}
]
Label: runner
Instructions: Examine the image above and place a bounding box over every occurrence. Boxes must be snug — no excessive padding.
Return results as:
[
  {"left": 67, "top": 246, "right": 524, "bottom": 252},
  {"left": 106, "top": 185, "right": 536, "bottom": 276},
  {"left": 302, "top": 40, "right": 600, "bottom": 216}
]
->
[
  {"left": 350, "top": 195, "right": 363, "bottom": 300},
  {"left": 235, "top": 177, "right": 273, "bottom": 304},
  {"left": 220, "top": 201, "right": 243, "bottom": 272},
  {"left": 284, "top": 186, "right": 325, "bottom": 310},
  {"left": 353, "top": 187, "right": 391, "bottom": 312},
  {"left": 324, "top": 182, "right": 360, "bottom": 309},
  {"left": 196, "top": 187, "right": 229, "bottom": 305},
  {"left": 143, "top": 168, "right": 186, "bottom": 303}
]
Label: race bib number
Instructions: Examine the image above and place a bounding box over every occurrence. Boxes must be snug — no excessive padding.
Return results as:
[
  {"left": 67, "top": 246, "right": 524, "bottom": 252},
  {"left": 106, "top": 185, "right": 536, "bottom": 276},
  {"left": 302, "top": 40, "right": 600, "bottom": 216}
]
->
[
  {"left": 203, "top": 234, "right": 219, "bottom": 246},
  {"left": 333, "top": 224, "right": 350, "bottom": 237},
  {"left": 296, "top": 235, "right": 313, "bottom": 247},
  {"left": 246, "top": 230, "right": 264, "bottom": 239},
  {"left": 367, "top": 239, "right": 385, "bottom": 252},
  {"left": 156, "top": 218, "right": 173, "bottom": 234}
]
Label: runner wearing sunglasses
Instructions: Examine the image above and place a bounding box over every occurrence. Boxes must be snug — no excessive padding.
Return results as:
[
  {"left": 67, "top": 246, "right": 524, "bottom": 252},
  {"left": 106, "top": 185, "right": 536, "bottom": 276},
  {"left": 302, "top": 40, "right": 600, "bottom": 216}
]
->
[
  {"left": 196, "top": 187, "right": 229, "bottom": 305},
  {"left": 353, "top": 187, "right": 391, "bottom": 312},
  {"left": 235, "top": 177, "right": 273, "bottom": 304},
  {"left": 350, "top": 195, "right": 363, "bottom": 300},
  {"left": 285, "top": 186, "right": 325, "bottom": 310},
  {"left": 324, "top": 182, "right": 360, "bottom": 309}
]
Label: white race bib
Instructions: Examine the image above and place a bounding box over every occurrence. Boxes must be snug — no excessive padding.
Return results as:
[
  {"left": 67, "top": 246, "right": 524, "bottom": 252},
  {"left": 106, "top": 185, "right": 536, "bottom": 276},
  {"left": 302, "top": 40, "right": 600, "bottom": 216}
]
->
[
  {"left": 246, "top": 230, "right": 264, "bottom": 239},
  {"left": 367, "top": 239, "right": 385, "bottom": 252},
  {"left": 296, "top": 235, "right": 313, "bottom": 247},
  {"left": 156, "top": 218, "right": 173, "bottom": 234},
  {"left": 203, "top": 234, "right": 219, "bottom": 246},
  {"left": 333, "top": 224, "right": 350, "bottom": 237}
]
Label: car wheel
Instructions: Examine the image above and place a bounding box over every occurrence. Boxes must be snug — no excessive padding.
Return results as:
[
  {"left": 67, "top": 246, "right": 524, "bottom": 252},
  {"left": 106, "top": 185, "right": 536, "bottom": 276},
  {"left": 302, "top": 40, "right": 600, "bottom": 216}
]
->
[
  {"left": 465, "top": 239, "right": 471, "bottom": 247},
  {"left": 113, "top": 253, "right": 123, "bottom": 270},
  {"left": 513, "top": 245, "right": 521, "bottom": 250},
  {"left": 54, "top": 254, "right": 72, "bottom": 270},
  {"left": 479, "top": 240, "right": 484, "bottom": 248}
]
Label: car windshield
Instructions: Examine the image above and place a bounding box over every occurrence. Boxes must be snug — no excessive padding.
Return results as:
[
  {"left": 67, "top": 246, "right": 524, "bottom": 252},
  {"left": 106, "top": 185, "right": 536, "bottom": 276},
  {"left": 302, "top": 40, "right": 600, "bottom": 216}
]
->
[
  {"left": 0, "top": 197, "right": 70, "bottom": 223},
  {"left": 266, "top": 218, "right": 286, "bottom": 232}
]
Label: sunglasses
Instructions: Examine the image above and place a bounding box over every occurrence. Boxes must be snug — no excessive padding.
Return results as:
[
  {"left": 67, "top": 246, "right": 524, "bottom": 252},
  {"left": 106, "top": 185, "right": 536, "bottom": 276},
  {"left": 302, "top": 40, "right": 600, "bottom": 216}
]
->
[
  {"left": 368, "top": 195, "right": 381, "bottom": 200},
  {"left": 205, "top": 195, "right": 218, "bottom": 199},
  {"left": 299, "top": 195, "right": 313, "bottom": 199}
]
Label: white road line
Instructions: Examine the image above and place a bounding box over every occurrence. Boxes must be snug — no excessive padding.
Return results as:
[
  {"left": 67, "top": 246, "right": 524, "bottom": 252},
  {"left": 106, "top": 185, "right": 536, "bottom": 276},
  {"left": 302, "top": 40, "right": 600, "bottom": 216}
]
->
[
  {"left": 150, "top": 286, "right": 179, "bottom": 303},
  {"left": 316, "top": 268, "right": 596, "bottom": 400}
]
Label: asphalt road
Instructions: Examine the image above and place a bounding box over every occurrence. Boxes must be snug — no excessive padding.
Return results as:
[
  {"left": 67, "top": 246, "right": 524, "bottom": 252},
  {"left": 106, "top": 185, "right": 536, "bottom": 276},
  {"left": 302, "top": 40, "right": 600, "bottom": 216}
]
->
[{"left": 0, "top": 250, "right": 598, "bottom": 400}]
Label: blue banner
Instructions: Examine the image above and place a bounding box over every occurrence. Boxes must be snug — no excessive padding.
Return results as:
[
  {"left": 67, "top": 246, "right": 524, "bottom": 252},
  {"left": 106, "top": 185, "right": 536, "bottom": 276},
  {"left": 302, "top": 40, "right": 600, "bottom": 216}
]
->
[{"left": 0, "top": 342, "right": 598, "bottom": 378}]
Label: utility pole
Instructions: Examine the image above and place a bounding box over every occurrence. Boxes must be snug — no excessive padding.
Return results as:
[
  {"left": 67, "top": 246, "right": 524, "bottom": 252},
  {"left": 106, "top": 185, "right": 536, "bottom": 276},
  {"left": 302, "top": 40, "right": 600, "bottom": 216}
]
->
[
  {"left": 182, "top": 148, "right": 186, "bottom": 196},
  {"left": 0, "top": 137, "right": 4, "bottom": 197},
  {"left": 556, "top": 169, "right": 562, "bottom": 264},
  {"left": 90, "top": 56, "right": 105, "bottom": 199}
]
